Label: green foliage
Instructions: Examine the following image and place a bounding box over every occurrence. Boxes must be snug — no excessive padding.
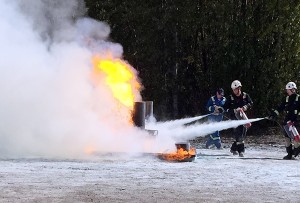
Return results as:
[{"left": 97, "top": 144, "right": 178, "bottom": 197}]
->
[{"left": 85, "top": 0, "right": 300, "bottom": 120}]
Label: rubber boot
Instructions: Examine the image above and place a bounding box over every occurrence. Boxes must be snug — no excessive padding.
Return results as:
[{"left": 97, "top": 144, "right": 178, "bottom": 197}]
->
[
  {"left": 237, "top": 143, "right": 245, "bottom": 157},
  {"left": 205, "top": 136, "right": 213, "bottom": 149},
  {"left": 283, "top": 145, "right": 293, "bottom": 160},
  {"left": 230, "top": 142, "right": 238, "bottom": 155},
  {"left": 293, "top": 146, "right": 300, "bottom": 157}
]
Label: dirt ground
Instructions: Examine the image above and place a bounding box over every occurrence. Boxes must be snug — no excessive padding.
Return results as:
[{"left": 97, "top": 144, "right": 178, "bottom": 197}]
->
[{"left": 0, "top": 132, "right": 299, "bottom": 203}]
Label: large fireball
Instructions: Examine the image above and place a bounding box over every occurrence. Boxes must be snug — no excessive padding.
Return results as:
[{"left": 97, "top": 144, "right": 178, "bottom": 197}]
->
[{"left": 92, "top": 57, "right": 141, "bottom": 110}]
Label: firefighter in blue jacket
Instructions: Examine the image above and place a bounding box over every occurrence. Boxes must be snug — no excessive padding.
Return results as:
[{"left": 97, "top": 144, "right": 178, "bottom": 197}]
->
[
  {"left": 269, "top": 82, "right": 300, "bottom": 159},
  {"left": 205, "top": 88, "right": 226, "bottom": 149},
  {"left": 223, "top": 80, "right": 253, "bottom": 157}
]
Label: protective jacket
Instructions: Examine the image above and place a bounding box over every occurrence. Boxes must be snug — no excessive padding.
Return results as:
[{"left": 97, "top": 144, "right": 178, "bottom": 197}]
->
[
  {"left": 206, "top": 95, "right": 226, "bottom": 122},
  {"left": 272, "top": 93, "right": 300, "bottom": 124},
  {"left": 223, "top": 92, "right": 253, "bottom": 120}
]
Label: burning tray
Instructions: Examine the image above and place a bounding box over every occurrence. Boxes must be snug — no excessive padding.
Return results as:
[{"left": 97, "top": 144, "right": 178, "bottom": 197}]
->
[
  {"left": 157, "top": 142, "right": 196, "bottom": 162},
  {"left": 157, "top": 153, "right": 196, "bottom": 162}
]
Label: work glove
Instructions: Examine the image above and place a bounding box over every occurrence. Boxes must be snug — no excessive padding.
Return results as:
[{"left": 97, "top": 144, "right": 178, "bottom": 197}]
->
[
  {"left": 267, "top": 111, "right": 277, "bottom": 121},
  {"left": 287, "top": 121, "right": 295, "bottom": 132},
  {"left": 242, "top": 105, "right": 248, "bottom": 111},
  {"left": 213, "top": 105, "right": 219, "bottom": 114},
  {"left": 218, "top": 107, "right": 224, "bottom": 114},
  {"left": 234, "top": 107, "right": 241, "bottom": 114},
  {"left": 268, "top": 115, "right": 275, "bottom": 121}
]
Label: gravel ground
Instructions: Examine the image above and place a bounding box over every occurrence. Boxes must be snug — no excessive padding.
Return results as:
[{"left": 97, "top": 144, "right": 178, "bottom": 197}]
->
[{"left": 0, "top": 137, "right": 299, "bottom": 203}]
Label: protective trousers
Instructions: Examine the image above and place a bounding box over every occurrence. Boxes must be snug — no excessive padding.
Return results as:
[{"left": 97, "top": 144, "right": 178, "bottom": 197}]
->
[
  {"left": 230, "top": 125, "right": 247, "bottom": 153},
  {"left": 206, "top": 115, "right": 223, "bottom": 149},
  {"left": 283, "top": 125, "right": 300, "bottom": 158},
  {"left": 206, "top": 135, "right": 221, "bottom": 149}
]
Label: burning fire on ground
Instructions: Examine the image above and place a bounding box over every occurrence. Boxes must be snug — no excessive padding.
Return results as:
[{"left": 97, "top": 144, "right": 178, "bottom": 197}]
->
[{"left": 158, "top": 146, "right": 196, "bottom": 162}]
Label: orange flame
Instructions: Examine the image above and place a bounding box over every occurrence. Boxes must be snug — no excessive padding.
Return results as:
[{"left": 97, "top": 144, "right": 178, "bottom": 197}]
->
[
  {"left": 92, "top": 57, "right": 141, "bottom": 109},
  {"left": 158, "top": 147, "right": 196, "bottom": 161}
]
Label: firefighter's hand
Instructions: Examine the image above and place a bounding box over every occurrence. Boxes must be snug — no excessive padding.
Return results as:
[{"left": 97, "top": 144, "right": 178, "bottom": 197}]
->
[
  {"left": 267, "top": 115, "right": 276, "bottom": 121},
  {"left": 218, "top": 107, "right": 224, "bottom": 113},
  {"left": 213, "top": 105, "right": 219, "bottom": 113},
  {"left": 268, "top": 111, "right": 277, "bottom": 121},
  {"left": 287, "top": 120, "right": 297, "bottom": 126},
  {"left": 234, "top": 107, "right": 241, "bottom": 113}
]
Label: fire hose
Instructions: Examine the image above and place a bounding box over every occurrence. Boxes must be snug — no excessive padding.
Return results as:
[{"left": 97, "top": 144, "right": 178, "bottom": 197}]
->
[{"left": 182, "top": 113, "right": 212, "bottom": 126}]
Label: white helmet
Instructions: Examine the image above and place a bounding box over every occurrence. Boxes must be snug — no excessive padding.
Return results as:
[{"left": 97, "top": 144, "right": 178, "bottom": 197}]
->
[
  {"left": 231, "top": 80, "right": 242, "bottom": 89},
  {"left": 286, "top": 82, "right": 297, "bottom": 90}
]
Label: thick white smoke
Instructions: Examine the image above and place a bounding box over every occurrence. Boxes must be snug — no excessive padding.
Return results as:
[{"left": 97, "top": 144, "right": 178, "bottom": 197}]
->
[
  {"left": 0, "top": 0, "right": 149, "bottom": 158},
  {"left": 0, "top": 0, "right": 262, "bottom": 158}
]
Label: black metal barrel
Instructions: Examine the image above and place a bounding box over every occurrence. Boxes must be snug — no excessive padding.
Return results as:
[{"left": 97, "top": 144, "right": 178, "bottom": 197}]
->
[{"left": 132, "top": 102, "right": 146, "bottom": 129}]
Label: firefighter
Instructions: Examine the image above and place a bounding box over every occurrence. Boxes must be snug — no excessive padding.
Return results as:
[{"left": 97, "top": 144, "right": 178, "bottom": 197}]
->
[
  {"left": 205, "top": 88, "right": 226, "bottom": 149},
  {"left": 223, "top": 80, "right": 253, "bottom": 157},
  {"left": 269, "top": 82, "right": 300, "bottom": 160}
]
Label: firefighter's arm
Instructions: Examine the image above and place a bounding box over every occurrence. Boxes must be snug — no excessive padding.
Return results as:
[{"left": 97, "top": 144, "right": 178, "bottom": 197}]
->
[
  {"left": 268, "top": 109, "right": 278, "bottom": 120},
  {"left": 206, "top": 98, "right": 215, "bottom": 113},
  {"left": 242, "top": 94, "right": 253, "bottom": 111},
  {"left": 268, "top": 98, "right": 286, "bottom": 119},
  {"left": 277, "top": 97, "right": 287, "bottom": 112},
  {"left": 222, "top": 96, "right": 232, "bottom": 114},
  {"left": 291, "top": 111, "right": 299, "bottom": 124},
  {"left": 217, "top": 98, "right": 226, "bottom": 113},
  {"left": 296, "top": 111, "right": 300, "bottom": 124}
]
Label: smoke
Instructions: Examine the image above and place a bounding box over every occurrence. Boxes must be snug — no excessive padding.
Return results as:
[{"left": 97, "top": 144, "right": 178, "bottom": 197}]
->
[
  {"left": 0, "top": 0, "right": 263, "bottom": 158},
  {"left": 0, "top": 0, "right": 147, "bottom": 158}
]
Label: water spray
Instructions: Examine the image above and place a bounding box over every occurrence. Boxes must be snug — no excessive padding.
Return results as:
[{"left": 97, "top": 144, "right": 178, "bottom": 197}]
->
[
  {"left": 146, "top": 114, "right": 210, "bottom": 130},
  {"left": 163, "top": 118, "right": 264, "bottom": 141}
]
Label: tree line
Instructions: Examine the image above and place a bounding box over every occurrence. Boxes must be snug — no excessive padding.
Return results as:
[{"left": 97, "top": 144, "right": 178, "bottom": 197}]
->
[{"left": 85, "top": 0, "right": 300, "bottom": 122}]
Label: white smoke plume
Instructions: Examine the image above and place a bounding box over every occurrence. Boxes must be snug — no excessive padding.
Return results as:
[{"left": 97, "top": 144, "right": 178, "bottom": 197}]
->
[
  {"left": 0, "top": 0, "right": 262, "bottom": 158},
  {"left": 0, "top": 0, "right": 148, "bottom": 158}
]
